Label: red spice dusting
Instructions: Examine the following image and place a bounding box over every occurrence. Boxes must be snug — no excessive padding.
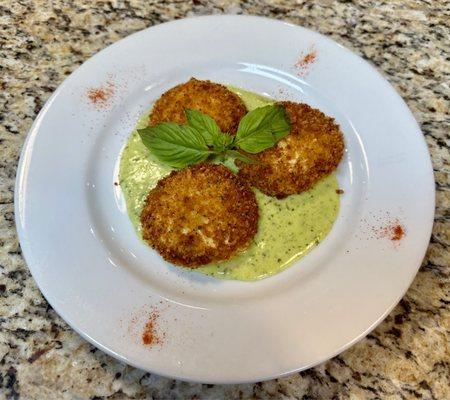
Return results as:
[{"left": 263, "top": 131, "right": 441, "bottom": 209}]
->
[
  {"left": 391, "top": 225, "right": 405, "bottom": 241},
  {"left": 141, "top": 308, "right": 166, "bottom": 346},
  {"left": 86, "top": 80, "right": 115, "bottom": 108},
  {"left": 295, "top": 47, "right": 317, "bottom": 76},
  {"left": 125, "top": 304, "right": 168, "bottom": 348},
  {"left": 376, "top": 220, "right": 406, "bottom": 242},
  {"left": 88, "top": 89, "right": 107, "bottom": 103}
]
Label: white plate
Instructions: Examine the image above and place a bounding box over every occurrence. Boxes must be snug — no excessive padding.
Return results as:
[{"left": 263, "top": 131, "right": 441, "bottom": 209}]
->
[{"left": 15, "top": 15, "right": 434, "bottom": 383}]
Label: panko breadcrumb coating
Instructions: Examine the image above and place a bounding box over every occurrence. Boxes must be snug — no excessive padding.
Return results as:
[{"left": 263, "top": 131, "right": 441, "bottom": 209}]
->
[
  {"left": 150, "top": 78, "right": 247, "bottom": 134},
  {"left": 237, "top": 101, "right": 344, "bottom": 198},
  {"left": 140, "top": 163, "right": 258, "bottom": 267}
]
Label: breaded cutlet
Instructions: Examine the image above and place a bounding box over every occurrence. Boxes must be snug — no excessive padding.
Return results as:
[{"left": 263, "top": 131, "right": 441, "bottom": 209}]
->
[
  {"left": 237, "top": 101, "right": 344, "bottom": 199},
  {"left": 150, "top": 78, "right": 247, "bottom": 134},
  {"left": 140, "top": 163, "right": 259, "bottom": 267}
]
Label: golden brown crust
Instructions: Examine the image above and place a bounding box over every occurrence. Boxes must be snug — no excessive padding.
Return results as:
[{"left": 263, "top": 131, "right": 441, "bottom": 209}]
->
[
  {"left": 237, "top": 101, "right": 345, "bottom": 198},
  {"left": 150, "top": 78, "right": 247, "bottom": 134},
  {"left": 140, "top": 164, "right": 259, "bottom": 267}
]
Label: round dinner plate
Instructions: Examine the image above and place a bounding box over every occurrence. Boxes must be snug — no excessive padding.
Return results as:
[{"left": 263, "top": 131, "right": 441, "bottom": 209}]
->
[{"left": 15, "top": 15, "right": 434, "bottom": 383}]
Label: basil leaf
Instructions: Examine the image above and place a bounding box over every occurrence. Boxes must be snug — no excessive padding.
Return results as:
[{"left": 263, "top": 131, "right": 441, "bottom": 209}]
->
[
  {"left": 226, "top": 150, "right": 259, "bottom": 165},
  {"left": 212, "top": 132, "right": 234, "bottom": 152},
  {"left": 138, "top": 105, "right": 290, "bottom": 169},
  {"left": 138, "top": 123, "right": 211, "bottom": 168},
  {"left": 235, "top": 105, "right": 291, "bottom": 154},
  {"left": 185, "top": 109, "right": 221, "bottom": 146}
]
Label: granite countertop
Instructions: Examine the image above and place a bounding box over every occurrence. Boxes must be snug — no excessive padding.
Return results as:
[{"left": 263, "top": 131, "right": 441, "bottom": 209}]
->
[{"left": 1, "top": 1, "right": 449, "bottom": 399}]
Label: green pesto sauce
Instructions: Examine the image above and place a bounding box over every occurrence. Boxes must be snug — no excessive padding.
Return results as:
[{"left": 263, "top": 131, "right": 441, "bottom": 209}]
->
[{"left": 119, "top": 87, "right": 340, "bottom": 281}]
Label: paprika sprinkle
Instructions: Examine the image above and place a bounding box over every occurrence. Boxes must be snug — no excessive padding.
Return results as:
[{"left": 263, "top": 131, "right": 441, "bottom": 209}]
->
[
  {"left": 391, "top": 224, "right": 405, "bottom": 241},
  {"left": 86, "top": 80, "right": 115, "bottom": 109},
  {"left": 295, "top": 47, "right": 317, "bottom": 76},
  {"left": 376, "top": 220, "right": 406, "bottom": 242},
  {"left": 142, "top": 308, "right": 165, "bottom": 346}
]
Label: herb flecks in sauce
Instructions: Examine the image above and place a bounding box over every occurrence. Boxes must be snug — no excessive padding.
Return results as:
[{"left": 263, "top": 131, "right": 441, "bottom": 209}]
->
[{"left": 119, "top": 88, "right": 340, "bottom": 281}]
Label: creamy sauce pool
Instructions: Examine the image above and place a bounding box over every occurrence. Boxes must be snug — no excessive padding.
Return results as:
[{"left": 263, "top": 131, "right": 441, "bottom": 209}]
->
[{"left": 119, "top": 88, "right": 340, "bottom": 281}]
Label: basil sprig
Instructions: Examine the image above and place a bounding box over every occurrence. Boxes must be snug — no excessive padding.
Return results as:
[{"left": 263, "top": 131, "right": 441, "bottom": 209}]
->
[{"left": 138, "top": 105, "right": 290, "bottom": 168}]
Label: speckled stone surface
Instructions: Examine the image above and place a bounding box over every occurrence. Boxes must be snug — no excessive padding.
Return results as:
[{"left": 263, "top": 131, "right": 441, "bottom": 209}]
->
[{"left": 1, "top": 1, "right": 449, "bottom": 399}]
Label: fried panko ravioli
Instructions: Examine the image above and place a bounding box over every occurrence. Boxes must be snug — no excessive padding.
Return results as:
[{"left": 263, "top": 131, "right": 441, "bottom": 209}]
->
[
  {"left": 150, "top": 78, "right": 247, "bottom": 134},
  {"left": 140, "top": 163, "right": 258, "bottom": 267},
  {"left": 237, "top": 101, "right": 344, "bottom": 198}
]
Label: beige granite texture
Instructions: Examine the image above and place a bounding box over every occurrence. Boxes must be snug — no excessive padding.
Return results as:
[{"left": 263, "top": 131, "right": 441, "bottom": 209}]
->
[{"left": 1, "top": 0, "right": 449, "bottom": 399}]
